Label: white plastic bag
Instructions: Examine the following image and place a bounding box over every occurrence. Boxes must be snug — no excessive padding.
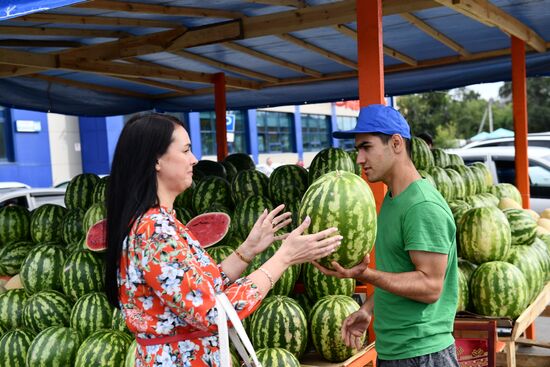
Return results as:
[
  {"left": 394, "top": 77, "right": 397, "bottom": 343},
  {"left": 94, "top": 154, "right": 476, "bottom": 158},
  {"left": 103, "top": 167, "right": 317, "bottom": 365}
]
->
[{"left": 215, "top": 293, "right": 262, "bottom": 367}]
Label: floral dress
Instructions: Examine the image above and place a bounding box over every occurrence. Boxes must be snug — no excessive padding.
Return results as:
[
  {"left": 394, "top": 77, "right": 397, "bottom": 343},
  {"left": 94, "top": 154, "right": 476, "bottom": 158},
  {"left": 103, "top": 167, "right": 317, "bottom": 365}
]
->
[{"left": 118, "top": 206, "right": 262, "bottom": 367}]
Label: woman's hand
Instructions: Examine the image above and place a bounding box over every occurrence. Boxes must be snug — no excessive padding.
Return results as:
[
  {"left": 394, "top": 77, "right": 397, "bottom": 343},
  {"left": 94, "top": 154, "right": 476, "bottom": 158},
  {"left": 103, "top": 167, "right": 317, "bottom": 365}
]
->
[
  {"left": 278, "top": 216, "right": 342, "bottom": 266},
  {"left": 240, "top": 204, "right": 292, "bottom": 259}
]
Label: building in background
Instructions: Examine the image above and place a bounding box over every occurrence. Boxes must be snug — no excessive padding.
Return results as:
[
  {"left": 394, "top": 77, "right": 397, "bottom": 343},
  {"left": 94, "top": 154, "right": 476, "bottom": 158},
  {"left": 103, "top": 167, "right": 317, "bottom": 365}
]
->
[{"left": 0, "top": 99, "right": 392, "bottom": 187}]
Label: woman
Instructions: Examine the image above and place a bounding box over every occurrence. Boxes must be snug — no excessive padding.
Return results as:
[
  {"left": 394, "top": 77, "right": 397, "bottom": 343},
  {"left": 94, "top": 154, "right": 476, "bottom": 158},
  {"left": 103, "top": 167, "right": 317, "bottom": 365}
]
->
[{"left": 105, "top": 113, "right": 342, "bottom": 367}]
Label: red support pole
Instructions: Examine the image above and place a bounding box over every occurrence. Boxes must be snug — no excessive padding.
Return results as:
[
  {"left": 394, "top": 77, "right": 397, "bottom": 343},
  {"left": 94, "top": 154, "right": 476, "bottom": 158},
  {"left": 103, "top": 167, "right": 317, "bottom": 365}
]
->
[
  {"left": 511, "top": 36, "right": 534, "bottom": 340},
  {"left": 356, "top": 0, "right": 386, "bottom": 345},
  {"left": 214, "top": 72, "right": 228, "bottom": 162},
  {"left": 511, "top": 37, "right": 530, "bottom": 209}
]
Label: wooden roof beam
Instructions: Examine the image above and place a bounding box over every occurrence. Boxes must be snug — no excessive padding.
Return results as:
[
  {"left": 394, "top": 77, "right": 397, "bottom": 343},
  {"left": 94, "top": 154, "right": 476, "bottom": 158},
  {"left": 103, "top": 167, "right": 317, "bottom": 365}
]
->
[
  {"left": 0, "top": 65, "right": 43, "bottom": 78},
  {"left": 0, "top": 40, "right": 82, "bottom": 48},
  {"left": 171, "top": 50, "right": 280, "bottom": 83},
  {"left": 115, "top": 76, "right": 194, "bottom": 95},
  {"left": 333, "top": 24, "right": 417, "bottom": 66},
  {"left": 30, "top": 74, "right": 152, "bottom": 98},
  {"left": 400, "top": 13, "right": 470, "bottom": 56},
  {"left": 278, "top": 33, "right": 357, "bottom": 70},
  {"left": 433, "top": 0, "right": 546, "bottom": 52},
  {"left": 73, "top": 1, "right": 242, "bottom": 19},
  {"left": 243, "top": 0, "right": 307, "bottom": 8},
  {"left": 14, "top": 13, "right": 180, "bottom": 29},
  {"left": 0, "top": 26, "right": 129, "bottom": 38},
  {"left": 224, "top": 41, "right": 322, "bottom": 78}
]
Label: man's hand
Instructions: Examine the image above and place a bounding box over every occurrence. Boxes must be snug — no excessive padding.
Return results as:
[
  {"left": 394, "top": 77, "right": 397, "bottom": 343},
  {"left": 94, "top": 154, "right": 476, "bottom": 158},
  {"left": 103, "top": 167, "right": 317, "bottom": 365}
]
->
[
  {"left": 312, "top": 253, "right": 371, "bottom": 281},
  {"left": 341, "top": 308, "right": 371, "bottom": 350}
]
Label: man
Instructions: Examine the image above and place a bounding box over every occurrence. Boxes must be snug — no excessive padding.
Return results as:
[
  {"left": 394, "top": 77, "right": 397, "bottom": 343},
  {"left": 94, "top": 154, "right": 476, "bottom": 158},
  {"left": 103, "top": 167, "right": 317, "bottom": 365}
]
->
[{"left": 314, "top": 104, "right": 459, "bottom": 367}]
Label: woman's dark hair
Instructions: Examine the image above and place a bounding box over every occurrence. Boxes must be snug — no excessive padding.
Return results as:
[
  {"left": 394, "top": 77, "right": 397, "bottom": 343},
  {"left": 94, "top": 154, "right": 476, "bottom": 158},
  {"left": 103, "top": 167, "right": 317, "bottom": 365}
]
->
[{"left": 105, "top": 112, "right": 184, "bottom": 308}]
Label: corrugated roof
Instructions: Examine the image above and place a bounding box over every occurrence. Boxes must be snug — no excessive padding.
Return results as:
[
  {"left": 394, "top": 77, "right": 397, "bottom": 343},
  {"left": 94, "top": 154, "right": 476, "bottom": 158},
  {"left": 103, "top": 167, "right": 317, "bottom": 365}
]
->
[{"left": 0, "top": 0, "right": 549, "bottom": 116}]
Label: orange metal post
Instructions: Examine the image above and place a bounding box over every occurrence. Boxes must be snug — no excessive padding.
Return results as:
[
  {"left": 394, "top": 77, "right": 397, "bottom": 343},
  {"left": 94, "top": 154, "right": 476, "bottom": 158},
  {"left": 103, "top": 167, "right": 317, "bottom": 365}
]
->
[
  {"left": 357, "top": 0, "right": 386, "bottom": 345},
  {"left": 511, "top": 36, "right": 534, "bottom": 340},
  {"left": 213, "top": 72, "right": 229, "bottom": 162},
  {"left": 511, "top": 37, "right": 530, "bottom": 209}
]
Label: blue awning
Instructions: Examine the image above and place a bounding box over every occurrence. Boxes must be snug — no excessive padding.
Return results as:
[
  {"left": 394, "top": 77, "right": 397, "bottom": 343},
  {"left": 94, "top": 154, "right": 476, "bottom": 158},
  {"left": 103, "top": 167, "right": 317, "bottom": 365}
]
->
[
  {"left": 0, "top": 0, "right": 549, "bottom": 116},
  {"left": 0, "top": 0, "right": 85, "bottom": 21}
]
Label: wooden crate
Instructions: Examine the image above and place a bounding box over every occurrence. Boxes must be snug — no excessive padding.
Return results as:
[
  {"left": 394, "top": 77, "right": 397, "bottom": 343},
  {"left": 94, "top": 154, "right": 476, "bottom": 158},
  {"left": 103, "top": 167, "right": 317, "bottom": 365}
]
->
[
  {"left": 456, "top": 282, "right": 550, "bottom": 367},
  {"left": 301, "top": 342, "right": 377, "bottom": 367}
]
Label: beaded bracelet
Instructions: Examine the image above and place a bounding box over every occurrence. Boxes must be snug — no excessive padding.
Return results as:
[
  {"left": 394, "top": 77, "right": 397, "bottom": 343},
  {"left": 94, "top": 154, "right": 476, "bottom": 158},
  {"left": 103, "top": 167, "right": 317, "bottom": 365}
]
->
[
  {"left": 234, "top": 248, "right": 253, "bottom": 264},
  {"left": 258, "top": 267, "right": 275, "bottom": 290}
]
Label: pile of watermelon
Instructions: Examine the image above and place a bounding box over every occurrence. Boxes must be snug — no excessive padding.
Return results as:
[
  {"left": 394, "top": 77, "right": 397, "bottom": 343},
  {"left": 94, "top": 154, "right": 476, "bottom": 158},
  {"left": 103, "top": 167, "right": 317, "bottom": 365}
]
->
[
  {"left": 412, "top": 137, "right": 550, "bottom": 319},
  {"left": 0, "top": 173, "right": 135, "bottom": 366}
]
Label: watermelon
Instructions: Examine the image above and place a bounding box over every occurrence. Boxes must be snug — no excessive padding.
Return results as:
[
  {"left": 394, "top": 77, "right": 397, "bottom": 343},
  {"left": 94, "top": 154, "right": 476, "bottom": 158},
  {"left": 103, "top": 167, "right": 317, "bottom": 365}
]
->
[
  {"left": 458, "top": 207, "right": 511, "bottom": 264},
  {"left": 192, "top": 176, "right": 233, "bottom": 214},
  {"left": 490, "top": 183, "right": 522, "bottom": 206},
  {"left": 445, "top": 168, "right": 466, "bottom": 200},
  {"left": 457, "top": 268, "right": 469, "bottom": 312},
  {"left": 174, "top": 206, "right": 194, "bottom": 224},
  {"left": 457, "top": 258, "right": 477, "bottom": 282},
  {"left": 82, "top": 203, "right": 107, "bottom": 233},
  {"left": 346, "top": 148, "right": 362, "bottom": 176},
  {"left": 124, "top": 340, "right": 137, "bottom": 367},
  {"left": 231, "top": 169, "right": 269, "bottom": 203},
  {"left": 223, "top": 153, "right": 256, "bottom": 172},
  {"left": 0, "top": 241, "right": 34, "bottom": 276},
  {"left": 0, "top": 205, "right": 30, "bottom": 245},
  {"left": 174, "top": 180, "right": 195, "bottom": 211},
  {"left": 70, "top": 292, "right": 113, "bottom": 339},
  {"left": 448, "top": 200, "right": 471, "bottom": 225},
  {"left": 256, "top": 347, "right": 301, "bottom": 367},
  {"left": 221, "top": 160, "right": 238, "bottom": 183},
  {"left": 246, "top": 242, "right": 299, "bottom": 297},
  {"left": 471, "top": 162, "right": 493, "bottom": 188},
  {"left": 206, "top": 245, "right": 234, "bottom": 264},
  {"left": 30, "top": 204, "right": 67, "bottom": 243},
  {"left": 417, "top": 169, "right": 436, "bottom": 187},
  {"left": 0, "top": 328, "right": 36, "bottom": 367},
  {"left": 470, "top": 261, "right": 528, "bottom": 318},
  {"left": 23, "top": 290, "right": 73, "bottom": 332},
  {"left": 92, "top": 175, "right": 109, "bottom": 205},
  {"left": 504, "top": 245, "right": 545, "bottom": 303},
  {"left": 432, "top": 148, "right": 451, "bottom": 168},
  {"left": 531, "top": 238, "right": 550, "bottom": 282},
  {"left": 61, "top": 208, "right": 85, "bottom": 245},
  {"left": 0, "top": 289, "right": 28, "bottom": 329},
  {"left": 448, "top": 164, "right": 478, "bottom": 197},
  {"left": 303, "top": 262, "right": 355, "bottom": 301},
  {"left": 469, "top": 165, "right": 489, "bottom": 193},
  {"left": 234, "top": 195, "right": 274, "bottom": 239},
  {"left": 75, "top": 329, "right": 133, "bottom": 367},
  {"left": 220, "top": 233, "right": 243, "bottom": 249},
  {"left": 310, "top": 295, "right": 362, "bottom": 362},
  {"left": 411, "top": 137, "right": 434, "bottom": 170},
  {"left": 64, "top": 173, "right": 100, "bottom": 210},
  {"left": 20, "top": 243, "right": 67, "bottom": 294},
  {"left": 194, "top": 160, "right": 227, "bottom": 180},
  {"left": 112, "top": 307, "right": 131, "bottom": 335},
  {"left": 477, "top": 192, "right": 499, "bottom": 207},
  {"left": 86, "top": 218, "right": 107, "bottom": 252},
  {"left": 186, "top": 212, "right": 231, "bottom": 248},
  {"left": 292, "top": 292, "right": 315, "bottom": 322},
  {"left": 62, "top": 249, "right": 105, "bottom": 301},
  {"left": 308, "top": 147, "right": 355, "bottom": 184},
  {"left": 26, "top": 326, "right": 81, "bottom": 366},
  {"left": 503, "top": 208, "right": 537, "bottom": 246},
  {"left": 448, "top": 153, "right": 464, "bottom": 166},
  {"left": 428, "top": 166, "right": 453, "bottom": 201},
  {"left": 299, "top": 171, "right": 377, "bottom": 269},
  {"left": 249, "top": 296, "right": 308, "bottom": 359},
  {"left": 268, "top": 165, "right": 309, "bottom": 206}
]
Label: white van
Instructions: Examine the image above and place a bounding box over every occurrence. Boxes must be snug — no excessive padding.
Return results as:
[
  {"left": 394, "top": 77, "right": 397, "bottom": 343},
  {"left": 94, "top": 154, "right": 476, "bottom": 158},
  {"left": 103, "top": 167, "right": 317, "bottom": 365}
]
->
[{"left": 449, "top": 146, "right": 550, "bottom": 213}]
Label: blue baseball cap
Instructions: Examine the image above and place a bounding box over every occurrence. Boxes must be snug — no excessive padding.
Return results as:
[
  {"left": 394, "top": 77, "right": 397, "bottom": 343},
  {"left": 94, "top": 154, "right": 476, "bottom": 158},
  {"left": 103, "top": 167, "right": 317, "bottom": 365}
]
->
[{"left": 332, "top": 104, "right": 411, "bottom": 139}]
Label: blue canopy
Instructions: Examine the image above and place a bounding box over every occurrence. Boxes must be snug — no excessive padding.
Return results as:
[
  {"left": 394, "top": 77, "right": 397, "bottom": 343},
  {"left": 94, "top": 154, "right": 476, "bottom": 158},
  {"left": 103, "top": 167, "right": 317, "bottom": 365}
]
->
[
  {"left": 0, "top": 0, "right": 84, "bottom": 21},
  {"left": 0, "top": 0, "right": 549, "bottom": 116}
]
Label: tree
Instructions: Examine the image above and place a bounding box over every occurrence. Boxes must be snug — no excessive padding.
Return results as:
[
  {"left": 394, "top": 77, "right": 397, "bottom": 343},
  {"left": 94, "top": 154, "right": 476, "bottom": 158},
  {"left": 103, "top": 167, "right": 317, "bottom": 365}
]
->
[{"left": 499, "top": 76, "right": 550, "bottom": 132}]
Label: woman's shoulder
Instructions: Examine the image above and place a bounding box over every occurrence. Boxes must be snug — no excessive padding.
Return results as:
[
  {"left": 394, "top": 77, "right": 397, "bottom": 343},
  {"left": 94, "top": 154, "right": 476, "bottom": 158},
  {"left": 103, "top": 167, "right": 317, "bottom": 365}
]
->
[{"left": 131, "top": 206, "right": 179, "bottom": 238}]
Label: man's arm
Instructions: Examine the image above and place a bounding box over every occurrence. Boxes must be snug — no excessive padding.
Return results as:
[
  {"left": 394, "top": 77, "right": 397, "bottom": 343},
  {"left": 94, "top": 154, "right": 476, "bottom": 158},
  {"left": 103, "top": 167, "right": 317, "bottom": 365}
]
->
[{"left": 362, "top": 250, "right": 448, "bottom": 304}]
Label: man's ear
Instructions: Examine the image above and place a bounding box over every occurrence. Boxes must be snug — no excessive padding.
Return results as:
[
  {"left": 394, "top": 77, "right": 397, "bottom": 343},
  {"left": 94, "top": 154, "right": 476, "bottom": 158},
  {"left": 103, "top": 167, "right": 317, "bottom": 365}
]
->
[{"left": 391, "top": 134, "right": 404, "bottom": 153}]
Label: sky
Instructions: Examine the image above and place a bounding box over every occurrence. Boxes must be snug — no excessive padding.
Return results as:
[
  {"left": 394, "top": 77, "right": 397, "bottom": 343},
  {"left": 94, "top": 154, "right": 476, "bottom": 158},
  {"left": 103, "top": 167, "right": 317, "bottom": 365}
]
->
[{"left": 458, "top": 81, "right": 504, "bottom": 101}]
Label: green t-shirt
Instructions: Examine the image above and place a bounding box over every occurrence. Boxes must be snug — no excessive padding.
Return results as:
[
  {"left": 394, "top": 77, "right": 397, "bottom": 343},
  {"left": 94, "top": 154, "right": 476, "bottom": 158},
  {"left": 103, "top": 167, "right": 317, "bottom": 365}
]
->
[{"left": 373, "top": 178, "right": 458, "bottom": 360}]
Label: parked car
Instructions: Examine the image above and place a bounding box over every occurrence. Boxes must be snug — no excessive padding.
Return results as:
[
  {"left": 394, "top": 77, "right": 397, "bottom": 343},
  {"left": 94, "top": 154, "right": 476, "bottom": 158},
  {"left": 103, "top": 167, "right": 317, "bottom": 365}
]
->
[
  {"left": 462, "top": 132, "right": 550, "bottom": 149},
  {"left": 449, "top": 146, "right": 550, "bottom": 213},
  {"left": 0, "top": 181, "right": 31, "bottom": 194},
  {"left": 0, "top": 188, "right": 66, "bottom": 210}
]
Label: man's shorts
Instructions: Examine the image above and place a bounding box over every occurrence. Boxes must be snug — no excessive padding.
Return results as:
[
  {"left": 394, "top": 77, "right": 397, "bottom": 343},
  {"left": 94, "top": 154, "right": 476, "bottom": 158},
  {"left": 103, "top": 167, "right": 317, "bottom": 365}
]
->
[{"left": 377, "top": 344, "right": 459, "bottom": 367}]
